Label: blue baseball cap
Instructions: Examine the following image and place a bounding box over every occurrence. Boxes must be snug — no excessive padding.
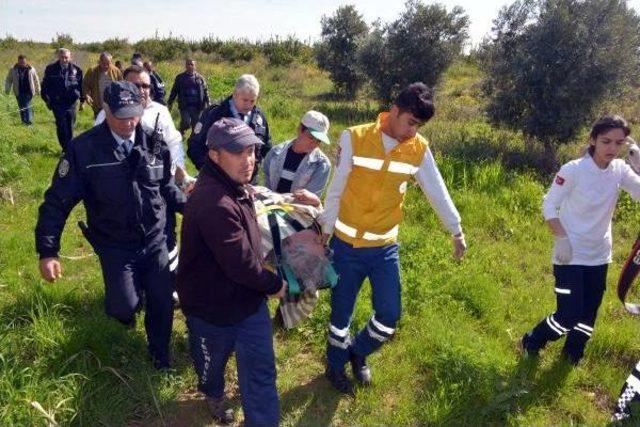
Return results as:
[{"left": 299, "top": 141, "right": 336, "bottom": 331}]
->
[
  {"left": 206, "top": 117, "right": 263, "bottom": 153},
  {"left": 103, "top": 81, "right": 144, "bottom": 119}
]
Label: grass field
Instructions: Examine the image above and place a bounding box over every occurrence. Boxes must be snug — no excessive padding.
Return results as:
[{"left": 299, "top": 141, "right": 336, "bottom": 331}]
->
[{"left": 3, "top": 47, "right": 640, "bottom": 426}]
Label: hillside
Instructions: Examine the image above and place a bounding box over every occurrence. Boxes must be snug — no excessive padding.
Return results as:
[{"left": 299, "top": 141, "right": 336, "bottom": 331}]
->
[{"left": 2, "top": 48, "right": 640, "bottom": 425}]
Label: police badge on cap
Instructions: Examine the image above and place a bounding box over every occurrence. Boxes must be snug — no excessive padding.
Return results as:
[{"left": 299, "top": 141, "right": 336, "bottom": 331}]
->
[{"left": 103, "top": 81, "right": 144, "bottom": 119}]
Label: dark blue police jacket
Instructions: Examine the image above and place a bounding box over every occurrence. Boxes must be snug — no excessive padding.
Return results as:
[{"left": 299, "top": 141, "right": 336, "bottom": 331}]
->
[
  {"left": 186, "top": 96, "right": 271, "bottom": 170},
  {"left": 35, "top": 122, "right": 186, "bottom": 259},
  {"left": 41, "top": 61, "right": 84, "bottom": 108}
]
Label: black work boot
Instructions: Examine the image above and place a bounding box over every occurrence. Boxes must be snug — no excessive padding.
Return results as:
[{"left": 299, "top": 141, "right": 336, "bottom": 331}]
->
[
  {"left": 349, "top": 349, "right": 372, "bottom": 386},
  {"left": 325, "top": 365, "right": 354, "bottom": 395},
  {"left": 205, "top": 396, "right": 234, "bottom": 425}
]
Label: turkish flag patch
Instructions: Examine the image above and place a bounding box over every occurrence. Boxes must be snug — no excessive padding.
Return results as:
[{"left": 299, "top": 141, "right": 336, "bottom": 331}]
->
[{"left": 555, "top": 175, "right": 565, "bottom": 186}]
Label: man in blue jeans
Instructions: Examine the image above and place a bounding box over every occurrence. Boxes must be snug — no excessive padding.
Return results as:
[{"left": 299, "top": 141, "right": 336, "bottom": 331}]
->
[
  {"left": 177, "top": 117, "right": 286, "bottom": 425},
  {"left": 4, "top": 54, "right": 40, "bottom": 125}
]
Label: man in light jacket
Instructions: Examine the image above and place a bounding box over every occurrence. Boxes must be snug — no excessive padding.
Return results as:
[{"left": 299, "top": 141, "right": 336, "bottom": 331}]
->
[
  {"left": 263, "top": 110, "right": 332, "bottom": 198},
  {"left": 5, "top": 54, "right": 40, "bottom": 125}
]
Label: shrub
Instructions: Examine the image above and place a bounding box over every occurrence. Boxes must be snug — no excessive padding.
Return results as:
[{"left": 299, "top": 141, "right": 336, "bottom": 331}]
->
[
  {"left": 481, "top": 0, "right": 640, "bottom": 170},
  {"left": 316, "top": 5, "right": 369, "bottom": 98},
  {"left": 358, "top": 0, "right": 469, "bottom": 103}
]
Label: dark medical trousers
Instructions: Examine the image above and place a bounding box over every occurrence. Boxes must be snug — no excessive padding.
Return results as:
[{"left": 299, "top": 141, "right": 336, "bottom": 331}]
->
[
  {"left": 186, "top": 302, "right": 279, "bottom": 427},
  {"left": 526, "top": 264, "right": 607, "bottom": 363}
]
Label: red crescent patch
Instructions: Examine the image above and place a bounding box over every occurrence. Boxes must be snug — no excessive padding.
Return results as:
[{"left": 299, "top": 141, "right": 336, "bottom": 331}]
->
[{"left": 555, "top": 175, "right": 565, "bottom": 186}]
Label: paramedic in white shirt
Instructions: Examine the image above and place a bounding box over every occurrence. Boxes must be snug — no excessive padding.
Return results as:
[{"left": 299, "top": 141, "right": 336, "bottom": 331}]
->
[{"left": 521, "top": 115, "right": 640, "bottom": 365}]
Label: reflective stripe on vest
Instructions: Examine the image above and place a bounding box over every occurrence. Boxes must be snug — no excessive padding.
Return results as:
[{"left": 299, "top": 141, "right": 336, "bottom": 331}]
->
[
  {"left": 353, "top": 156, "right": 418, "bottom": 175},
  {"left": 335, "top": 219, "right": 399, "bottom": 241}
]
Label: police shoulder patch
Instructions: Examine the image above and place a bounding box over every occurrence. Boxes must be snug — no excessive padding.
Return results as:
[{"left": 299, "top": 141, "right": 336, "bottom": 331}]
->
[
  {"left": 58, "top": 159, "right": 70, "bottom": 178},
  {"left": 193, "top": 122, "right": 203, "bottom": 134},
  {"left": 255, "top": 115, "right": 263, "bottom": 126}
]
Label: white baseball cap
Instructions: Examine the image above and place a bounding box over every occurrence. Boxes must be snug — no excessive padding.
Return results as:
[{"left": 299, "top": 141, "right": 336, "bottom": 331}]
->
[{"left": 301, "top": 110, "right": 330, "bottom": 144}]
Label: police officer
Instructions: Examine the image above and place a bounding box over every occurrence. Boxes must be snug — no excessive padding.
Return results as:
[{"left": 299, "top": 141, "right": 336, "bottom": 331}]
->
[
  {"left": 320, "top": 83, "right": 467, "bottom": 394},
  {"left": 187, "top": 74, "right": 271, "bottom": 183},
  {"left": 95, "top": 65, "right": 193, "bottom": 303},
  {"left": 41, "top": 48, "right": 85, "bottom": 150},
  {"left": 167, "top": 59, "right": 210, "bottom": 135},
  {"left": 35, "top": 81, "right": 186, "bottom": 369}
]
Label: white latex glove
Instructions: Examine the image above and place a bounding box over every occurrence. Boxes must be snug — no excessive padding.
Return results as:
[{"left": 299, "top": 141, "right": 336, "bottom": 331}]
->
[
  {"left": 553, "top": 236, "right": 573, "bottom": 264},
  {"left": 452, "top": 233, "right": 467, "bottom": 261}
]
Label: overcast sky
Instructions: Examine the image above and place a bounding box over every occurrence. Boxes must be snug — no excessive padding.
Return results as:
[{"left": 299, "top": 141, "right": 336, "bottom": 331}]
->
[{"left": 2, "top": 0, "right": 640, "bottom": 47}]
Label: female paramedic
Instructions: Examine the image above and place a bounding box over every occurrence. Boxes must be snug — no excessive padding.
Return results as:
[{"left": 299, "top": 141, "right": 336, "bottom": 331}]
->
[{"left": 521, "top": 115, "right": 640, "bottom": 365}]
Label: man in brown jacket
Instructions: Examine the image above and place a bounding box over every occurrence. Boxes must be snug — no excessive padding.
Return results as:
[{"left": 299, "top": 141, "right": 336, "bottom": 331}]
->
[
  {"left": 83, "top": 52, "right": 122, "bottom": 117},
  {"left": 177, "top": 117, "right": 286, "bottom": 426}
]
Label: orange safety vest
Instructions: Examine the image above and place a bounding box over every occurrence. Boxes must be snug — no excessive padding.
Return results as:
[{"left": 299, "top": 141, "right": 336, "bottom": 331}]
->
[{"left": 335, "top": 113, "right": 428, "bottom": 248}]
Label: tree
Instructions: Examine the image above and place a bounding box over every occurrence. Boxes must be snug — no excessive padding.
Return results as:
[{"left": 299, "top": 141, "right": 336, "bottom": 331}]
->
[
  {"left": 482, "top": 0, "right": 640, "bottom": 170},
  {"left": 358, "top": 1, "right": 469, "bottom": 103},
  {"left": 316, "top": 5, "right": 369, "bottom": 98}
]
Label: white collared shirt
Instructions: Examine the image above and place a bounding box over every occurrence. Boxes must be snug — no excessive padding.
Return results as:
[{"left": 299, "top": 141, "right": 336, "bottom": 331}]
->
[{"left": 543, "top": 155, "right": 640, "bottom": 265}]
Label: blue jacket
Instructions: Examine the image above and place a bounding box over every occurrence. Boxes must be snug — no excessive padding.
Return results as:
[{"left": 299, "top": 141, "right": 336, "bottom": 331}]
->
[
  {"left": 187, "top": 96, "right": 272, "bottom": 171},
  {"left": 263, "top": 140, "right": 332, "bottom": 197},
  {"left": 167, "top": 71, "right": 209, "bottom": 111},
  {"left": 41, "top": 61, "right": 84, "bottom": 107},
  {"left": 35, "top": 122, "right": 186, "bottom": 258},
  {"left": 149, "top": 71, "right": 166, "bottom": 104}
]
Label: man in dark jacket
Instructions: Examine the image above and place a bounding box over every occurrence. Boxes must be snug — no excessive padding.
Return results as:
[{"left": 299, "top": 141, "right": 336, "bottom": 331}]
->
[
  {"left": 41, "top": 48, "right": 85, "bottom": 149},
  {"left": 36, "top": 81, "right": 186, "bottom": 369},
  {"left": 187, "top": 74, "right": 271, "bottom": 183},
  {"left": 177, "top": 117, "right": 286, "bottom": 425},
  {"left": 143, "top": 61, "right": 166, "bottom": 105},
  {"left": 167, "top": 59, "right": 209, "bottom": 135}
]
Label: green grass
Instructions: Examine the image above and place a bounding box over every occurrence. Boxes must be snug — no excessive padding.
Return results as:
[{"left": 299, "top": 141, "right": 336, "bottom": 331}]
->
[{"left": 2, "top": 50, "right": 640, "bottom": 426}]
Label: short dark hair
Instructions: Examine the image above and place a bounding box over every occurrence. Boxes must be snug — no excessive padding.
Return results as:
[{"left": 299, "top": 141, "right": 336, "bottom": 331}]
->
[
  {"left": 18, "top": 54, "right": 26, "bottom": 61},
  {"left": 123, "top": 64, "right": 145, "bottom": 79},
  {"left": 393, "top": 82, "right": 435, "bottom": 122},
  {"left": 588, "top": 114, "right": 631, "bottom": 155}
]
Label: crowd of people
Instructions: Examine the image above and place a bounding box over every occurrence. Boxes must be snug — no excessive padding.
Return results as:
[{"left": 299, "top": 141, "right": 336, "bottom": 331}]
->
[{"left": 5, "top": 47, "right": 640, "bottom": 423}]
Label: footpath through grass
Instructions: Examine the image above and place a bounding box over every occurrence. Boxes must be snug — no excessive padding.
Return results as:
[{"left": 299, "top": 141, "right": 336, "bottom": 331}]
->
[{"left": 2, "top": 51, "right": 640, "bottom": 426}]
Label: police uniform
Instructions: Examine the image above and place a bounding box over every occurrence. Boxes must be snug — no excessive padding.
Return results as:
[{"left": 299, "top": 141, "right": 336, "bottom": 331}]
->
[
  {"left": 321, "top": 113, "right": 462, "bottom": 379},
  {"left": 187, "top": 96, "right": 271, "bottom": 182},
  {"left": 41, "top": 61, "right": 84, "bottom": 149},
  {"left": 35, "top": 107, "right": 186, "bottom": 367}
]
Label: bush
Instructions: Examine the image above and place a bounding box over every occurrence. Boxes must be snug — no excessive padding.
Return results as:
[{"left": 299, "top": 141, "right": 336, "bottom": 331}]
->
[
  {"left": 262, "top": 36, "right": 312, "bottom": 66},
  {"left": 316, "top": 5, "right": 369, "bottom": 98},
  {"left": 481, "top": 0, "right": 640, "bottom": 169},
  {"left": 50, "top": 33, "right": 73, "bottom": 49},
  {"left": 100, "top": 37, "right": 130, "bottom": 54},
  {"left": 133, "top": 37, "right": 190, "bottom": 62},
  {"left": 218, "top": 40, "right": 257, "bottom": 62},
  {"left": 358, "top": 1, "right": 469, "bottom": 103}
]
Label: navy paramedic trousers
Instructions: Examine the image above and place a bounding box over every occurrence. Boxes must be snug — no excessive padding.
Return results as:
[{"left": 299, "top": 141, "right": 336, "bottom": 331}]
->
[
  {"left": 186, "top": 302, "right": 279, "bottom": 427},
  {"left": 327, "top": 237, "right": 401, "bottom": 371},
  {"left": 96, "top": 244, "right": 174, "bottom": 365},
  {"left": 526, "top": 264, "right": 607, "bottom": 363}
]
